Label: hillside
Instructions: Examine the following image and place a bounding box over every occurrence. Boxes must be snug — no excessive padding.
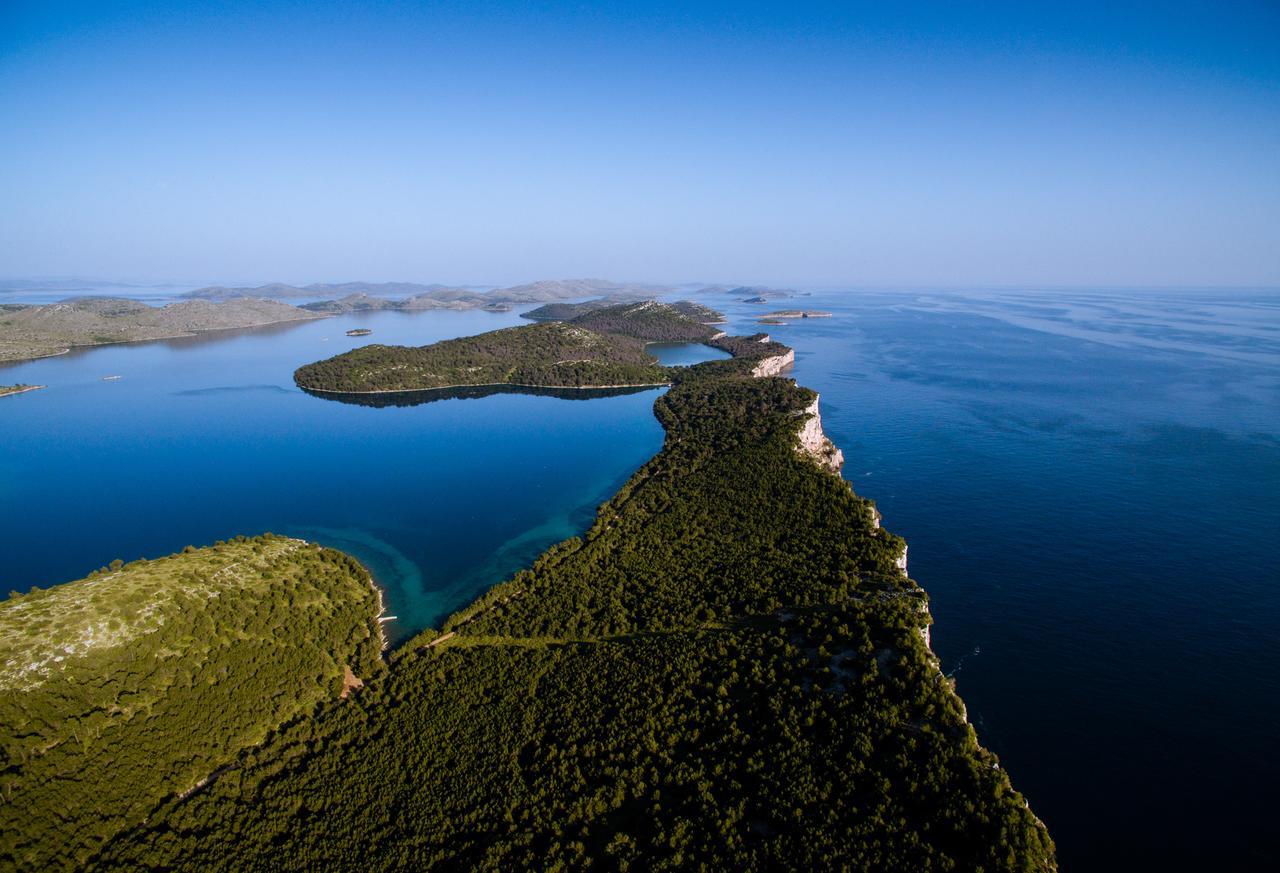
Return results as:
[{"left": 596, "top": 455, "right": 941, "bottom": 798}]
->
[
  {"left": 523, "top": 298, "right": 724, "bottom": 323},
  {"left": 99, "top": 337, "right": 1055, "bottom": 871},
  {"left": 0, "top": 535, "right": 384, "bottom": 871},
  {"left": 294, "top": 321, "right": 670, "bottom": 394},
  {"left": 182, "top": 282, "right": 475, "bottom": 301},
  {"left": 0, "top": 297, "right": 324, "bottom": 362},
  {"left": 568, "top": 300, "right": 723, "bottom": 341},
  {"left": 697, "top": 284, "right": 798, "bottom": 299}
]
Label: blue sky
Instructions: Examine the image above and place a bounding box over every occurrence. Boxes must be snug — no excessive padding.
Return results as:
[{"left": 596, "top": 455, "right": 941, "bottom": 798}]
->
[{"left": 2, "top": 1, "right": 1277, "bottom": 287}]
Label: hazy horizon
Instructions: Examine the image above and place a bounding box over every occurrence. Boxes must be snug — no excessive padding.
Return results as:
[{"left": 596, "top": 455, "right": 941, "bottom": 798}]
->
[
  {"left": 4, "top": 275, "right": 1280, "bottom": 297},
  {"left": 3, "top": 1, "right": 1278, "bottom": 287}
]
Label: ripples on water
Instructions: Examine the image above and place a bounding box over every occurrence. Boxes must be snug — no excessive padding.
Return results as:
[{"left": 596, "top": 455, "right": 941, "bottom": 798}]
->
[{"left": 694, "top": 287, "right": 1279, "bottom": 871}]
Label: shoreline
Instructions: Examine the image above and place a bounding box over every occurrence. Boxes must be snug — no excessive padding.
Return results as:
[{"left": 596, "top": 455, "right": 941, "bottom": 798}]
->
[
  {"left": 0, "top": 384, "right": 47, "bottom": 398},
  {"left": 0, "top": 313, "right": 331, "bottom": 366},
  {"left": 301, "top": 379, "right": 673, "bottom": 396}
]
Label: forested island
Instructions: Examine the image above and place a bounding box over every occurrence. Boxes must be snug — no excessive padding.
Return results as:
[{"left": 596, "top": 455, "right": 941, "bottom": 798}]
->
[
  {"left": 294, "top": 301, "right": 724, "bottom": 394},
  {"left": 521, "top": 298, "right": 724, "bottom": 323},
  {"left": 758, "top": 309, "right": 834, "bottom": 320},
  {"left": 5, "top": 316, "right": 1054, "bottom": 870},
  {"left": 0, "top": 297, "right": 324, "bottom": 362}
]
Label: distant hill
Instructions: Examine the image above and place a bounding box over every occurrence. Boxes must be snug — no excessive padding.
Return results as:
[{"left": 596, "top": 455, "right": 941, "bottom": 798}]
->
[
  {"left": 494, "top": 278, "right": 670, "bottom": 302},
  {"left": 189, "top": 278, "right": 674, "bottom": 310},
  {"left": 0, "top": 297, "right": 324, "bottom": 362},
  {"left": 697, "top": 284, "right": 798, "bottom": 300},
  {"left": 184, "top": 282, "right": 478, "bottom": 301},
  {"left": 520, "top": 295, "right": 721, "bottom": 322},
  {"left": 567, "top": 300, "right": 722, "bottom": 342}
]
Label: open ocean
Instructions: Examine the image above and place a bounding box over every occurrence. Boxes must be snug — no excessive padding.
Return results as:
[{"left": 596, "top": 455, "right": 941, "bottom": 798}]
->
[
  {"left": 2, "top": 287, "right": 1276, "bottom": 869},
  {"left": 699, "top": 288, "right": 1278, "bottom": 871}
]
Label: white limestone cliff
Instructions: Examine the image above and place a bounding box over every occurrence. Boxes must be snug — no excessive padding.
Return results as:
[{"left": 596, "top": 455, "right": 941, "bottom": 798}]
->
[
  {"left": 795, "top": 395, "right": 844, "bottom": 474},
  {"left": 751, "top": 349, "right": 795, "bottom": 377}
]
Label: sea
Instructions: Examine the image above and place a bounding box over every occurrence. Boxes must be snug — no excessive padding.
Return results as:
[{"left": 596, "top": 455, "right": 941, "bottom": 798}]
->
[{"left": 2, "top": 286, "right": 1276, "bottom": 870}]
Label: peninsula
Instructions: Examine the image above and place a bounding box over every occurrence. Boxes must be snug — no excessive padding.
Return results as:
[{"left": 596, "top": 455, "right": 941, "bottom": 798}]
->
[
  {"left": 7, "top": 322, "right": 1055, "bottom": 871},
  {"left": 101, "top": 325, "right": 1053, "bottom": 869},
  {"left": 0, "top": 383, "right": 45, "bottom": 397},
  {"left": 0, "top": 297, "right": 325, "bottom": 363}
]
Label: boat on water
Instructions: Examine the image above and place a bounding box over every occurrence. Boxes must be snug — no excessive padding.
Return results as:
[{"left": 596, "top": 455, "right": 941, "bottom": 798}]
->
[{"left": 102, "top": 375, "right": 122, "bottom": 381}]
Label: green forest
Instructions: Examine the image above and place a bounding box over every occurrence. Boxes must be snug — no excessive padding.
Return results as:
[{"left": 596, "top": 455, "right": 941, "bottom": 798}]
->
[
  {"left": 59, "top": 331, "right": 1056, "bottom": 870},
  {"left": 0, "top": 536, "right": 383, "bottom": 871},
  {"left": 293, "top": 301, "right": 731, "bottom": 394},
  {"left": 522, "top": 298, "right": 724, "bottom": 324},
  {"left": 293, "top": 321, "right": 670, "bottom": 393},
  {"left": 568, "top": 300, "right": 723, "bottom": 341}
]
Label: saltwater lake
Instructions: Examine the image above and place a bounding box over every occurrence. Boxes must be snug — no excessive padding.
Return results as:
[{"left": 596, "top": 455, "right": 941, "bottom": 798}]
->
[{"left": 3, "top": 289, "right": 1277, "bottom": 869}]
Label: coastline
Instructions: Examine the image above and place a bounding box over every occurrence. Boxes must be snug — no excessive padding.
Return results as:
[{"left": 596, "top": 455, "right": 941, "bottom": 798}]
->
[
  {"left": 0, "top": 384, "right": 47, "bottom": 398},
  {"left": 300, "top": 378, "right": 673, "bottom": 396},
  {"left": 0, "top": 313, "right": 330, "bottom": 365}
]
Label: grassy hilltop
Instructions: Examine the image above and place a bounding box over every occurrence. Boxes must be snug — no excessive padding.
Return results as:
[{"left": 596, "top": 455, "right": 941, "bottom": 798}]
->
[{"left": 0, "top": 536, "right": 383, "bottom": 871}]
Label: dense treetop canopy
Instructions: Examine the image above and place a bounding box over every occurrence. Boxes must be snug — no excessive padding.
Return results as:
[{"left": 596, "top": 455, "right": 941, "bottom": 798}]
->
[
  {"left": 77, "top": 330, "right": 1054, "bottom": 870},
  {"left": 1, "top": 536, "right": 383, "bottom": 871}
]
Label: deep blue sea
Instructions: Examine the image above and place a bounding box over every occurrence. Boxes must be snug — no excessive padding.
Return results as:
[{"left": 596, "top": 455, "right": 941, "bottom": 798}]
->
[{"left": 3, "top": 289, "right": 1277, "bottom": 869}]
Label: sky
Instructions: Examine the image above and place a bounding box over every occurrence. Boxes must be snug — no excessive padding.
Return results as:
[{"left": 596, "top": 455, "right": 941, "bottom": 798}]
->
[{"left": 1, "top": 1, "right": 1277, "bottom": 288}]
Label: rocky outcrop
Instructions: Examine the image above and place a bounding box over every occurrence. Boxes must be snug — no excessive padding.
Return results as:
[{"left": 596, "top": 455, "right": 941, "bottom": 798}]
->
[
  {"left": 751, "top": 348, "right": 795, "bottom": 377},
  {"left": 795, "top": 396, "right": 844, "bottom": 473}
]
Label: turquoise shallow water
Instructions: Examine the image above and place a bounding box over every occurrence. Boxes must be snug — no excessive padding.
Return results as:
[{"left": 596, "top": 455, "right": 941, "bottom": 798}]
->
[{"left": 3, "top": 290, "right": 1277, "bottom": 868}]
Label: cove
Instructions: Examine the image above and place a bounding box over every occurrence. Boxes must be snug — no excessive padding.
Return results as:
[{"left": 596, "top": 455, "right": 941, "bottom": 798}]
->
[{"left": 0, "top": 310, "right": 719, "bottom": 644}]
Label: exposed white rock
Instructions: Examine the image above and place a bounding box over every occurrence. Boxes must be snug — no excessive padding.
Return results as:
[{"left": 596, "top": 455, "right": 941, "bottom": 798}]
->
[
  {"left": 896, "top": 543, "right": 908, "bottom": 574},
  {"left": 751, "top": 349, "right": 795, "bottom": 377},
  {"left": 795, "top": 395, "right": 844, "bottom": 474}
]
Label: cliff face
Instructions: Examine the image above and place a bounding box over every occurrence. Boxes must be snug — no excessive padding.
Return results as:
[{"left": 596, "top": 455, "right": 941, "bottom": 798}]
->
[
  {"left": 796, "top": 396, "right": 845, "bottom": 473},
  {"left": 751, "top": 348, "right": 795, "bottom": 377}
]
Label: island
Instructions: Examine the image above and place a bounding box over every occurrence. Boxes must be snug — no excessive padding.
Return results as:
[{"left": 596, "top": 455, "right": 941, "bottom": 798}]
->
[
  {"left": 294, "top": 301, "right": 727, "bottom": 395},
  {"left": 0, "top": 383, "right": 45, "bottom": 397},
  {"left": 345, "top": 328, "right": 373, "bottom": 337},
  {"left": 696, "top": 283, "right": 798, "bottom": 299},
  {"left": 0, "top": 297, "right": 326, "bottom": 363},
  {"left": 758, "top": 309, "right": 834, "bottom": 320},
  {"left": 7, "top": 322, "right": 1056, "bottom": 870},
  {"left": 522, "top": 297, "right": 724, "bottom": 324}
]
